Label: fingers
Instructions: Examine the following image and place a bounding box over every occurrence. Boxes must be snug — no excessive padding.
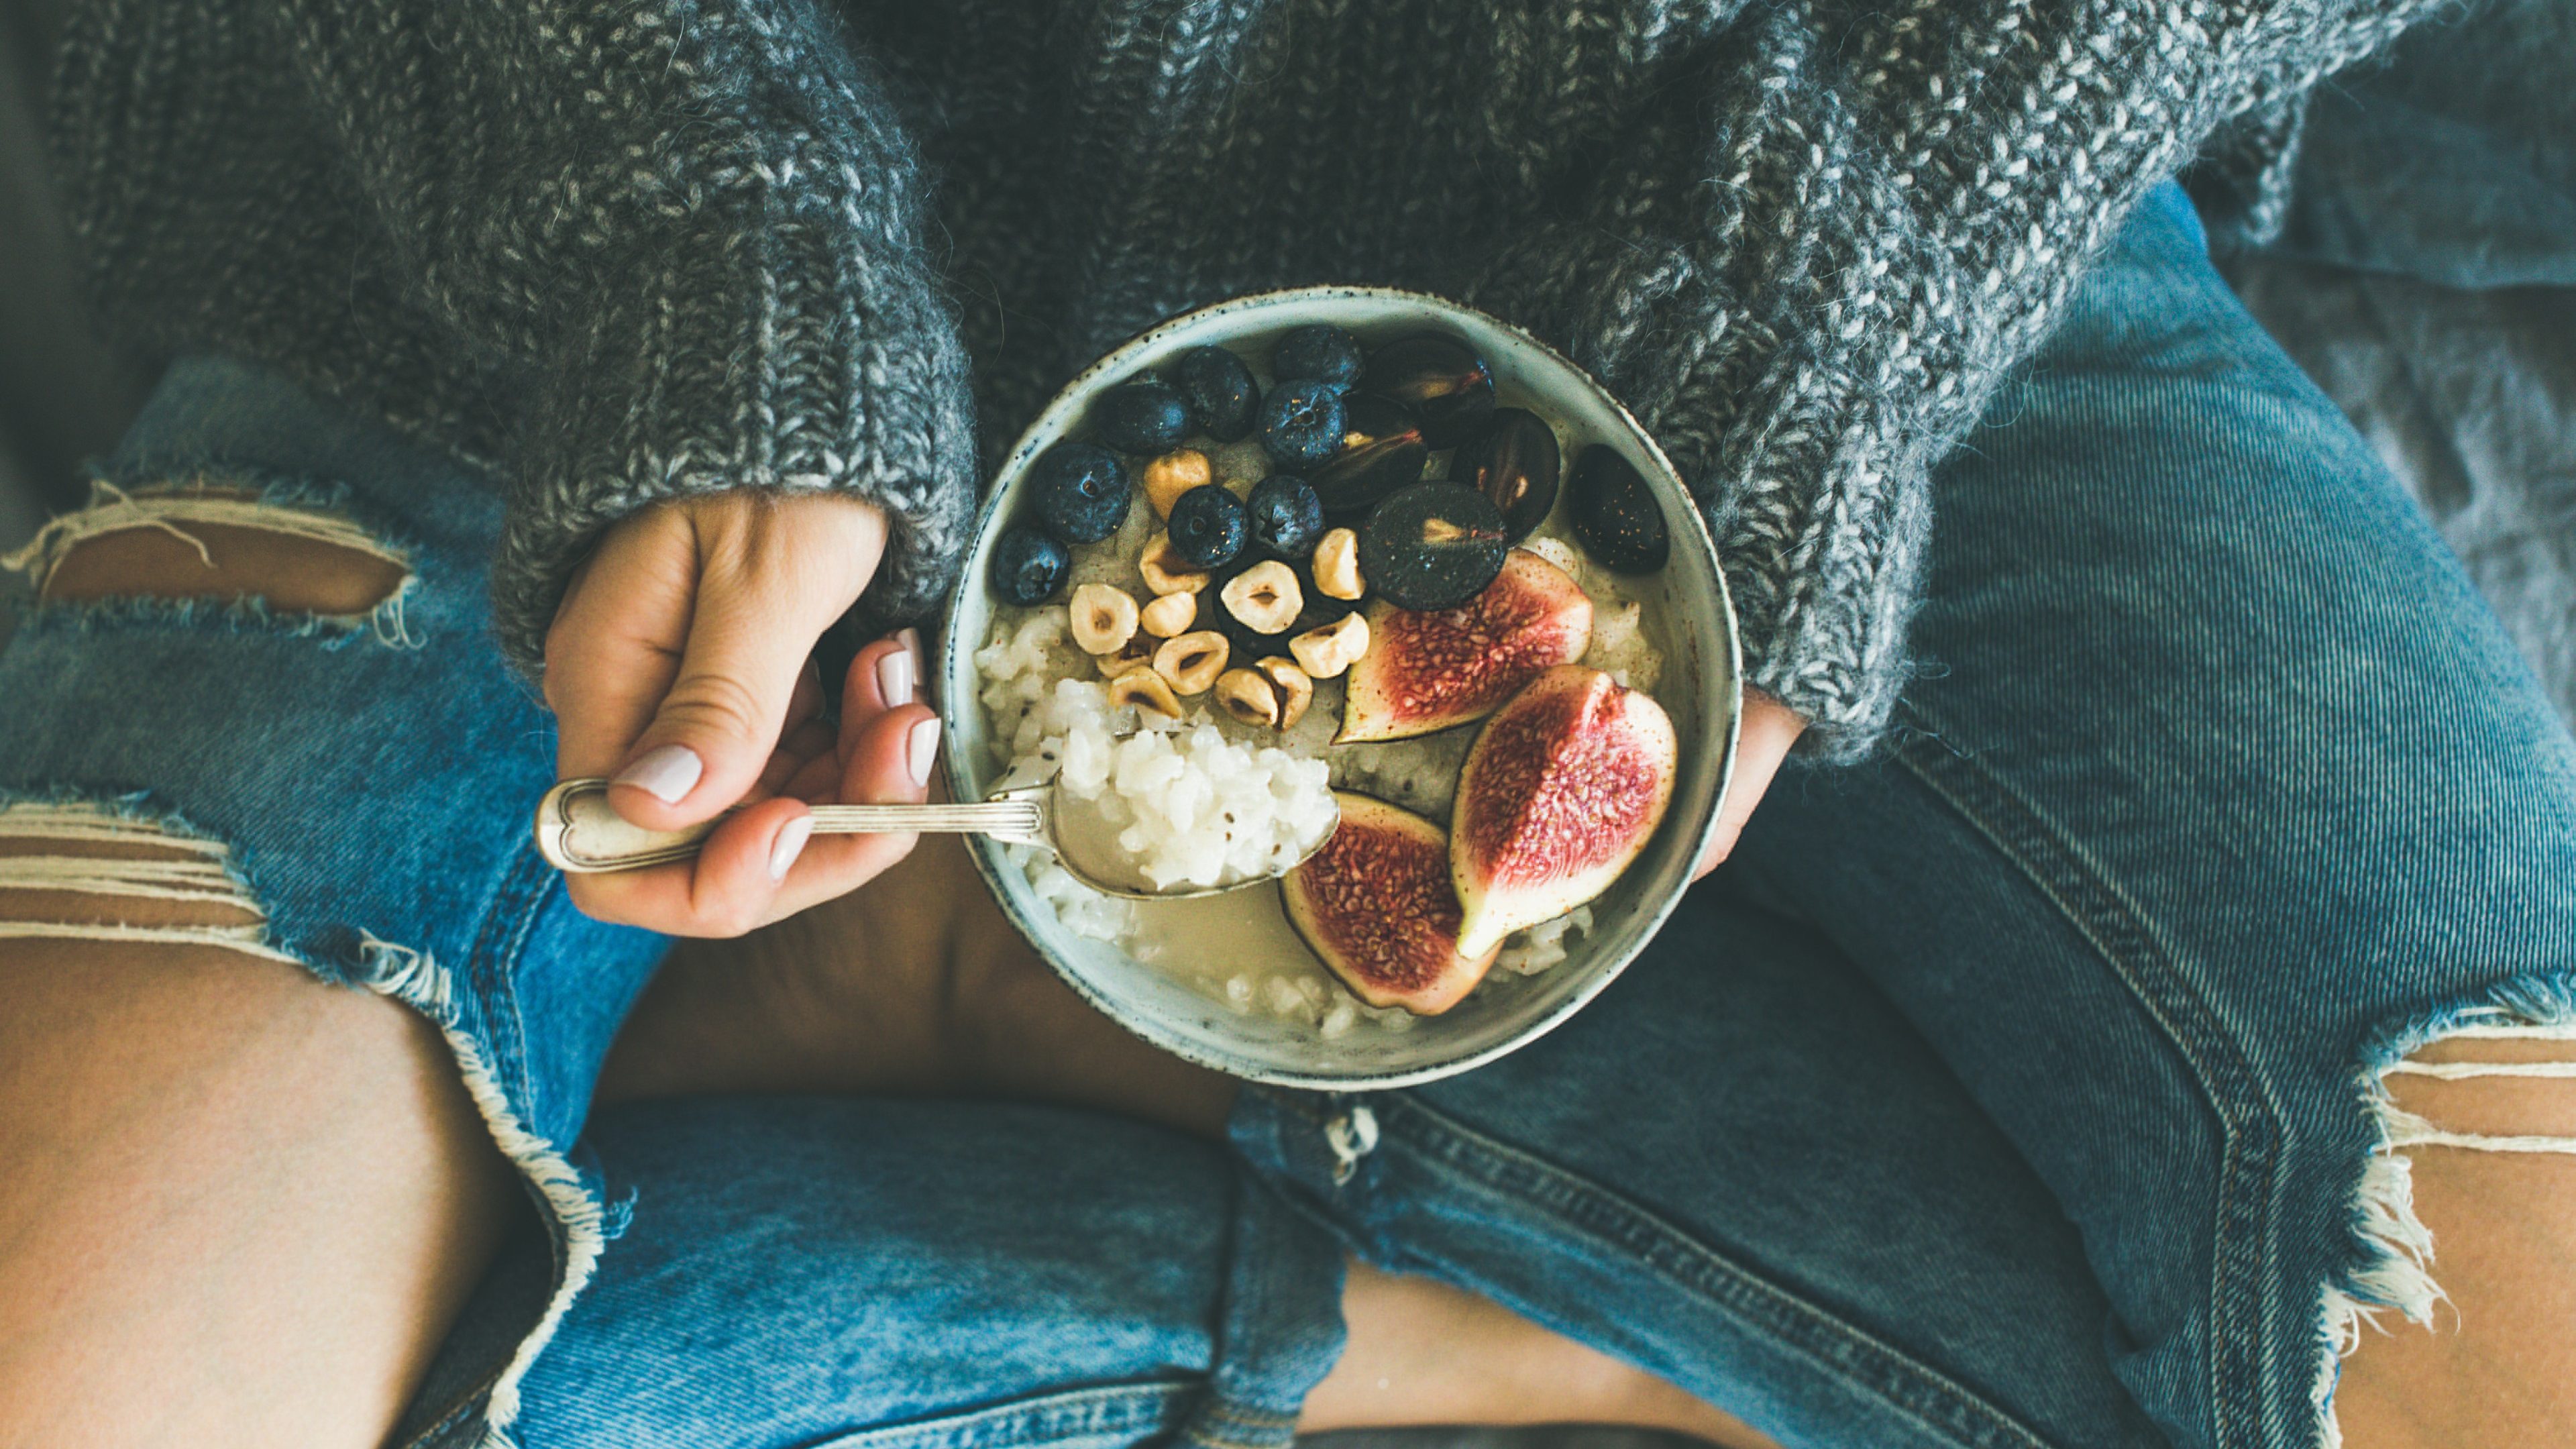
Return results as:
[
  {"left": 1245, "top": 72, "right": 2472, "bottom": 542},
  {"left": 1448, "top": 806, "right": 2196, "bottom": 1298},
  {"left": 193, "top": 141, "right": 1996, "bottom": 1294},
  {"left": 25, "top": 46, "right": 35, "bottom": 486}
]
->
[
  {"left": 546, "top": 496, "right": 885, "bottom": 834},
  {"left": 559, "top": 630, "right": 938, "bottom": 936},
  {"left": 767, "top": 700, "right": 940, "bottom": 918},
  {"left": 1695, "top": 688, "right": 1806, "bottom": 879}
]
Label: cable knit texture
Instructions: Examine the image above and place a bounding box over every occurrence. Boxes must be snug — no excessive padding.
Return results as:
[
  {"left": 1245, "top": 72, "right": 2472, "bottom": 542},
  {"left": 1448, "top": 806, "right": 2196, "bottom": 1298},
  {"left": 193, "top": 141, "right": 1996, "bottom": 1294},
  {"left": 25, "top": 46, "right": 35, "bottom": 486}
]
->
[{"left": 52, "top": 0, "right": 2434, "bottom": 754}]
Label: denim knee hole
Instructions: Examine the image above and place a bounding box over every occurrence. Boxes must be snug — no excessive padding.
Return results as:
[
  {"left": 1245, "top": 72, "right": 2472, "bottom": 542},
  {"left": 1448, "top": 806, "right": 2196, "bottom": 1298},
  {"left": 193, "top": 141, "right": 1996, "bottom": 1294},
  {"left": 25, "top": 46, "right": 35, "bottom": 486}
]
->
[{"left": 3, "top": 480, "right": 418, "bottom": 643}]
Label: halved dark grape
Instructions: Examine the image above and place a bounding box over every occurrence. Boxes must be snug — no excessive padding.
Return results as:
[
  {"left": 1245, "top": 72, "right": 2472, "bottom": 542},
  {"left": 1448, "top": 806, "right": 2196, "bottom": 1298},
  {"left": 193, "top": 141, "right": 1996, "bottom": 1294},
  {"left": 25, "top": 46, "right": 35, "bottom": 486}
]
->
[
  {"left": 1362, "top": 333, "right": 1496, "bottom": 448},
  {"left": 1567, "top": 445, "right": 1669, "bottom": 574},
  {"left": 1358, "top": 482, "right": 1510, "bottom": 611},
  {"left": 1450, "top": 407, "right": 1561, "bottom": 541},
  {"left": 1311, "top": 392, "right": 1428, "bottom": 524}
]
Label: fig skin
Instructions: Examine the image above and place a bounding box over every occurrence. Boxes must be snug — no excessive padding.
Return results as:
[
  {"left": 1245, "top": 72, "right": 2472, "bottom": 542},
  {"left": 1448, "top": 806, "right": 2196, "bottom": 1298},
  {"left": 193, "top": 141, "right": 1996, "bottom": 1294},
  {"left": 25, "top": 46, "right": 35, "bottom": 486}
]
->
[
  {"left": 1450, "top": 665, "right": 1677, "bottom": 960},
  {"left": 1338, "top": 548, "right": 1593, "bottom": 743},
  {"left": 1282, "top": 792, "right": 1500, "bottom": 1015}
]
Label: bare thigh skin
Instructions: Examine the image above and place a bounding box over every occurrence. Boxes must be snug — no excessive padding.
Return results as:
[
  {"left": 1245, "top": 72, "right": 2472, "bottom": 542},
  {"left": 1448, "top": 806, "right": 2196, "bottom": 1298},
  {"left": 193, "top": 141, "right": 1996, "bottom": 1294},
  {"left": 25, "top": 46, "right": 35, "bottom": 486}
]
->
[{"left": 0, "top": 535, "right": 521, "bottom": 1448}]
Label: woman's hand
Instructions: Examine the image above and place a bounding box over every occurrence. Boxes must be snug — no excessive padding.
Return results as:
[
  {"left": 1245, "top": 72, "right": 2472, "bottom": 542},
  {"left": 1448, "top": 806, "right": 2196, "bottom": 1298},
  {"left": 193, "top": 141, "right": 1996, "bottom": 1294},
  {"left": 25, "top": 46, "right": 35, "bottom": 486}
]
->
[
  {"left": 543, "top": 492, "right": 940, "bottom": 936},
  {"left": 1696, "top": 688, "right": 1803, "bottom": 879}
]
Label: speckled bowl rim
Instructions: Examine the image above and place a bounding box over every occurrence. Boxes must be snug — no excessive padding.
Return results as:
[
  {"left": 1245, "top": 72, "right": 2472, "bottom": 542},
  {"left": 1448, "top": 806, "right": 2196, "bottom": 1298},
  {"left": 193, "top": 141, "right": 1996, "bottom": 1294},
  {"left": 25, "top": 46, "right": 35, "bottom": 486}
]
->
[{"left": 940, "top": 284, "right": 1741, "bottom": 1091}]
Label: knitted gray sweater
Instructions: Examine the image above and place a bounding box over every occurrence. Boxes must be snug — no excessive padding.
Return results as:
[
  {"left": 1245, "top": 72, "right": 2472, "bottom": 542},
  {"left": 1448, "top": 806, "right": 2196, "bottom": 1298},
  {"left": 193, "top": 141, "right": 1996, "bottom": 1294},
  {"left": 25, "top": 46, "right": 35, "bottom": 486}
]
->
[{"left": 50, "top": 0, "right": 2430, "bottom": 757}]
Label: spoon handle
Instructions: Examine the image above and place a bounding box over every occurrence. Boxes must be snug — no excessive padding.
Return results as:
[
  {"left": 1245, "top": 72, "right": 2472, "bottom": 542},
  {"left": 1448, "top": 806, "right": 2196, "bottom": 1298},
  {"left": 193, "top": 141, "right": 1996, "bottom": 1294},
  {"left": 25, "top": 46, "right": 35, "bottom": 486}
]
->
[{"left": 533, "top": 778, "right": 1046, "bottom": 873}]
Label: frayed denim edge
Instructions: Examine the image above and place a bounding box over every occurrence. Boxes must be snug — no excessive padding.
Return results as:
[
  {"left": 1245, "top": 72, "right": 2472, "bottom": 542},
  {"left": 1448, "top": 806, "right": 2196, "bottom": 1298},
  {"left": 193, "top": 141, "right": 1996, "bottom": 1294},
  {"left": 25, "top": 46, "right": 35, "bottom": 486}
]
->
[
  {"left": 13, "top": 587, "right": 423, "bottom": 651},
  {"left": 0, "top": 786, "right": 595, "bottom": 1447},
  {"left": 2314, "top": 973, "right": 2576, "bottom": 1448},
  {"left": 361, "top": 936, "right": 608, "bottom": 1446},
  {"left": 3, "top": 471, "right": 427, "bottom": 648}
]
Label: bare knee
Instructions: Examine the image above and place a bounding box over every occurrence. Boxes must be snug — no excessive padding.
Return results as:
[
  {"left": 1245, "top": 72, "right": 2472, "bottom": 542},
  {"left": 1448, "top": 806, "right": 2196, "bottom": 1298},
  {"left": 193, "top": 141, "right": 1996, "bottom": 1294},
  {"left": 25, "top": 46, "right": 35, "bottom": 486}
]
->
[
  {"left": 2332, "top": 1036, "right": 2576, "bottom": 1449},
  {"left": 7, "top": 481, "right": 410, "bottom": 619}
]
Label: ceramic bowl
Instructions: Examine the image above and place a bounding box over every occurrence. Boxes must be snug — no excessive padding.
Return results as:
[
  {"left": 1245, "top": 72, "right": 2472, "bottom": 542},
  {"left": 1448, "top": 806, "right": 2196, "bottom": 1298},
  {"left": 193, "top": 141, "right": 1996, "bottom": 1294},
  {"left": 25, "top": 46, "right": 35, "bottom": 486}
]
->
[{"left": 938, "top": 286, "right": 1739, "bottom": 1089}]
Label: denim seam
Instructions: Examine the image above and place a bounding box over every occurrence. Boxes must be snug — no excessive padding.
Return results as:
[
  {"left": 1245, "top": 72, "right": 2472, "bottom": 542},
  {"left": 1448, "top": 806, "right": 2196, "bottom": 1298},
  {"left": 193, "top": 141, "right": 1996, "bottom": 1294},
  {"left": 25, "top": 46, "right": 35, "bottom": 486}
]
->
[
  {"left": 472, "top": 843, "right": 563, "bottom": 1124},
  {"left": 800, "top": 1380, "right": 1196, "bottom": 1449},
  {"left": 1373, "top": 1093, "right": 2055, "bottom": 1449},
  {"left": 1892, "top": 711, "right": 2290, "bottom": 1449},
  {"left": 392, "top": 1386, "right": 490, "bottom": 1449}
]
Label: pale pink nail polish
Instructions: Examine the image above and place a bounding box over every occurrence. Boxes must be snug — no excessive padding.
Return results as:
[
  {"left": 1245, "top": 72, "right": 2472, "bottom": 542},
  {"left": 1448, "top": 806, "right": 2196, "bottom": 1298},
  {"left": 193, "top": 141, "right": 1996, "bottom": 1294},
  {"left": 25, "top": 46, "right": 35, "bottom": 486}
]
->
[
  {"left": 769, "top": 814, "right": 814, "bottom": 882},
  {"left": 906, "top": 717, "right": 941, "bottom": 787},
  {"left": 877, "top": 644, "right": 916, "bottom": 709},
  {"left": 614, "top": 743, "right": 702, "bottom": 804}
]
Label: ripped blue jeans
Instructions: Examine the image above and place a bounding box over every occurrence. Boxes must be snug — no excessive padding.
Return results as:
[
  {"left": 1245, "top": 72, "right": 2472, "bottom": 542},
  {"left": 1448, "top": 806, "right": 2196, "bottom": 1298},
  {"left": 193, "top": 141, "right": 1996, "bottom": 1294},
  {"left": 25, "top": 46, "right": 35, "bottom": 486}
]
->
[{"left": 5, "top": 180, "right": 2573, "bottom": 1449}]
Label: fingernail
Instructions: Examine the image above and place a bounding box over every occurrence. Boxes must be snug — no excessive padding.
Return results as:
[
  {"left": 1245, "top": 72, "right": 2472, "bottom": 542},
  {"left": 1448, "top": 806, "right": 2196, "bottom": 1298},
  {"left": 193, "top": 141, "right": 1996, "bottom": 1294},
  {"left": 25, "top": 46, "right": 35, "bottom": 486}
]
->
[
  {"left": 898, "top": 627, "right": 924, "bottom": 662},
  {"left": 877, "top": 643, "right": 916, "bottom": 708},
  {"left": 614, "top": 744, "right": 702, "bottom": 804},
  {"left": 906, "top": 716, "right": 941, "bottom": 788},
  {"left": 768, "top": 814, "right": 814, "bottom": 882}
]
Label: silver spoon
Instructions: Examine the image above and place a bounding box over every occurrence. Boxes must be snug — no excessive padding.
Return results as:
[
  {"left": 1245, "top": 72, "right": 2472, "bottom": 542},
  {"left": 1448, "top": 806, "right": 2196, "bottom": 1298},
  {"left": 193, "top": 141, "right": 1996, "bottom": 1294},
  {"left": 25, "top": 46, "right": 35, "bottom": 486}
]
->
[{"left": 531, "top": 773, "right": 1338, "bottom": 902}]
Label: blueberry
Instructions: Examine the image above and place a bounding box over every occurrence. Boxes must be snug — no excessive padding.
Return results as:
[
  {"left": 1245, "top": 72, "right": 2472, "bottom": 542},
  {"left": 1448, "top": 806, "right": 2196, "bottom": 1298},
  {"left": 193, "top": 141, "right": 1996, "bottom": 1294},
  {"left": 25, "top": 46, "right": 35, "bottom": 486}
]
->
[
  {"left": 1093, "top": 379, "right": 1193, "bottom": 453},
  {"left": 1270, "top": 324, "right": 1364, "bottom": 390},
  {"left": 1257, "top": 379, "right": 1348, "bottom": 469},
  {"left": 989, "top": 526, "right": 1071, "bottom": 605},
  {"left": 1171, "top": 346, "right": 1258, "bottom": 441},
  {"left": 1027, "top": 441, "right": 1130, "bottom": 543},
  {"left": 1245, "top": 474, "right": 1325, "bottom": 559},
  {"left": 1567, "top": 445, "right": 1670, "bottom": 574},
  {"left": 1357, "top": 482, "right": 1509, "bottom": 611},
  {"left": 1166, "top": 484, "right": 1247, "bottom": 570}
]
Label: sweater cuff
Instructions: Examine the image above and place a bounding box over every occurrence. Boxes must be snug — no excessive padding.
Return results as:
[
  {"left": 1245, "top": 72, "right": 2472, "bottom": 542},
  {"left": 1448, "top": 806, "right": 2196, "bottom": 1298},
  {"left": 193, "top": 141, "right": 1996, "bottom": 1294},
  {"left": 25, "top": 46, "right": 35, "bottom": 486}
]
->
[
  {"left": 484, "top": 219, "right": 977, "bottom": 678},
  {"left": 1468, "top": 241, "right": 1931, "bottom": 762}
]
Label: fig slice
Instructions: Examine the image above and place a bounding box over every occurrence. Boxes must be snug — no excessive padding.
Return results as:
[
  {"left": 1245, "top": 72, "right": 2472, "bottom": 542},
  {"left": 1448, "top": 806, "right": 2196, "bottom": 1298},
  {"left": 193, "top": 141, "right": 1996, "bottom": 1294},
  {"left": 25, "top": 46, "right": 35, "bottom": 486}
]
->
[
  {"left": 1450, "top": 665, "right": 1677, "bottom": 960},
  {"left": 1338, "top": 547, "right": 1593, "bottom": 743},
  {"left": 1282, "top": 792, "right": 1501, "bottom": 1016}
]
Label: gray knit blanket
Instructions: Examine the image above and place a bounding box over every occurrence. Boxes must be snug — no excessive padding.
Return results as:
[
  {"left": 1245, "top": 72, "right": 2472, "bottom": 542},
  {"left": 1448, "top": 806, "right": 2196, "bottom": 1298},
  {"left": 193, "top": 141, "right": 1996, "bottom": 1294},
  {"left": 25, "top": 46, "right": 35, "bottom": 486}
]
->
[{"left": 48, "top": 0, "right": 2438, "bottom": 757}]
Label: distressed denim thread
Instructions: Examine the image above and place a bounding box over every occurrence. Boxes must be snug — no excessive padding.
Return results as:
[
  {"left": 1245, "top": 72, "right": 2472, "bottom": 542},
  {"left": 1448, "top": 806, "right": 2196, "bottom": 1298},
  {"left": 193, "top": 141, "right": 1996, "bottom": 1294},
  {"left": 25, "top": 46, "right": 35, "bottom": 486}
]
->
[{"left": 2, "top": 476, "right": 421, "bottom": 646}]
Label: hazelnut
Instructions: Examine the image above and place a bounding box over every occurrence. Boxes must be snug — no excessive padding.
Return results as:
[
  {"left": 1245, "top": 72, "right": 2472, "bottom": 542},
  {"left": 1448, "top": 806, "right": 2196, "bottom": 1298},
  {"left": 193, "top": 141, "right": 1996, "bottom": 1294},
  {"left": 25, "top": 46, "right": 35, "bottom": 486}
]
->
[
  {"left": 1139, "top": 531, "right": 1211, "bottom": 596},
  {"left": 1220, "top": 559, "right": 1303, "bottom": 635},
  {"left": 1289, "top": 610, "right": 1369, "bottom": 679},
  {"left": 1254, "top": 656, "right": 1313, "bottom": 729},
  {"left": 1139, "top": 589, "right": 1197, "bottom": 638},
  {"left": 1312, "top": 527, "right": 1363, "bottom": 600},
  {"left": 1141, "top": 449, "right": 1213, "bottom": 519},
  {"left": 1095, "top": 635, "right": 1156, "bottom": 678},
  {"left": 1108, "top": 668, "right": 1185, "bottom": 720},
  {"left": 1153, "top": 630, "right": 1230, "bottom": 695},
  {"left": 1068, "top": 582, "right": 1140, "bottom": 655},
  {"left": 1214, "top": 667, "right": 1281, "bottom": 728}
]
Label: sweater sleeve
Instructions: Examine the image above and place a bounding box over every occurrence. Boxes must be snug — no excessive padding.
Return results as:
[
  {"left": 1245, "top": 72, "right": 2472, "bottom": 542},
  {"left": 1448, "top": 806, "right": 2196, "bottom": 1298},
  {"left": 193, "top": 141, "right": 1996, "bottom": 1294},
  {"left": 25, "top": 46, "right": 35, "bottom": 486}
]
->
[
  {"left": 262, "top": 0, "right": 975, "bottom": 671},
  {"left": 1465, "top": 0, "right": 2434, "bottom": 759}
]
